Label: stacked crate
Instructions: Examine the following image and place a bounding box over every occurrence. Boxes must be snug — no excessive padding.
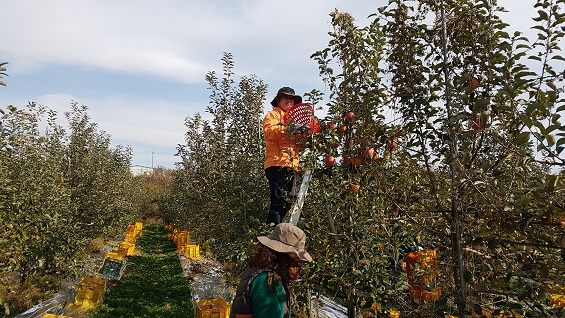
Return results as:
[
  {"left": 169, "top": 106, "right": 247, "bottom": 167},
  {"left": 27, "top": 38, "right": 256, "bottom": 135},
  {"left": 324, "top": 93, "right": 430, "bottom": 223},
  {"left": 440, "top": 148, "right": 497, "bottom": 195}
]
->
[
  {"left": 134, "top": 221, "right": 144, "bottom": 237},
  {"left": 163, "top": 225, "right": 228, "bottom": 318},
  {"left": 118, "top": 241, "right": 135, "bottom": 257},
  {"left": 403, "top": 249, "right": 441, "bottom": 302},
  {"left": 58, "top": 220, "right": 145, "bottom": 314},
  {"left": 125, "top": 224, "right": 137, "bottom": 243},
  {"left": 172, "top": 230, "right": 200, "bottom": 260}
]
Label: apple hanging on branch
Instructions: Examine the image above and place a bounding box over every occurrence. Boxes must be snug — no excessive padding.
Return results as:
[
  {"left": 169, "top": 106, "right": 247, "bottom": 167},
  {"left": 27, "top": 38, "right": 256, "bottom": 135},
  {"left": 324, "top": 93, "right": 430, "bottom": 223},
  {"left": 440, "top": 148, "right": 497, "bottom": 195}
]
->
[
  {"left": 344, "top": 111, "right": 355, "bottom": 123},
  {"left": 323, "top": 155, "right": 336, "bottom": 167}
]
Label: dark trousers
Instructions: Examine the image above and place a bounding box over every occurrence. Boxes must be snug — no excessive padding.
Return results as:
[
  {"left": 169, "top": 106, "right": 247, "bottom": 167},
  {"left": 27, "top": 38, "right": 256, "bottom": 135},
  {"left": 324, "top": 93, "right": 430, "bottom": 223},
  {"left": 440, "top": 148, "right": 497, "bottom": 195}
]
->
[{"left": 265, "top": 166, "right": 295, "bottom": 225}]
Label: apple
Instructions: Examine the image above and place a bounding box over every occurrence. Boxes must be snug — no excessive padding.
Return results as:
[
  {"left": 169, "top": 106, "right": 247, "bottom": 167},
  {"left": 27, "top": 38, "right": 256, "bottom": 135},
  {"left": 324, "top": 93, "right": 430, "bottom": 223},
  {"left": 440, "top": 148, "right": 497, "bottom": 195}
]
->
[
  {"left": 323, "top": 155, "right": 335, "bottom": 167},
  {"left": 345, "top": 111, "right": 355, "bottom": 122},
  {"left": 363, "top": 146, "right": 375, "bottom": 158},
  {"left": 472, "top": 113, "right": 484, "bottom": 130},
  {"left": 327, "top": 121, "right": 337, "bottom": 130},
  {"left": 386, "top": 138, "right": 398, "bottom": 150},
  {"left": 346, "top": 182, "right": 360, "bottom": 193},
  {"left": 289, "top": 266, "right": 301, "bottom": 280},
  {"left": 338, "top": 125, "right": 347, "bottom": 136},
  {"left": 351, "top": 156, "right": 362, "bottom": 166},
  {"left": 343, "top": 154, "right": 351, "bottom": 165}
]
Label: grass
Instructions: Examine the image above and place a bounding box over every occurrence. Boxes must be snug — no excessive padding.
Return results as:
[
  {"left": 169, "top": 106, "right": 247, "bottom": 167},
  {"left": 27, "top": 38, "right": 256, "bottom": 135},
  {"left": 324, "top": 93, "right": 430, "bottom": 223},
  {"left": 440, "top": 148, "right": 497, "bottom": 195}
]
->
[{"left": 89, "top": 224, "right": 195, "bottom": 318}]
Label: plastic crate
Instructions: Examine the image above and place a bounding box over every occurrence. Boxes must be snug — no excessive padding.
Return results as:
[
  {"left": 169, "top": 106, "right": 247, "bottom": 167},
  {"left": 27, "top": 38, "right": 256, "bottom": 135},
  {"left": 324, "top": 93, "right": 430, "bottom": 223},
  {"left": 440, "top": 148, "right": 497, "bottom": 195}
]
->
[
  {"left": 409, "top": 286, "right": 441, "bottom": 302},
  {"left": 196, "top": 299, "right": 230, "bottom": 318},
  {"left": 178, "top": 244, "right": 200, "bottom": 259},
  {"left": 118, "top": 242, "right": 135, "bottom": 256},
  {"left": 134, "top": 221, "right": 144, "bottom": 236},
  {"left": 98, "top": 255, "right": 125, "bottom": 281},
  {"left": 125, "top": 232, "right": 136, "bottom": 243},
  {"left": 103, "top": 251, "right": 124, "bottom": 261},
  {"left": 126, "top": 224, "right": 136, "bottom": 234},
  {"left": 73, "top": 277, "right": 106, "bottom": 309},
  {"left": 125, "top": 224, "right": 137, "bottom": 243},
  {"left": 173, "top": 230, "right": 190, "bottom": 246}
]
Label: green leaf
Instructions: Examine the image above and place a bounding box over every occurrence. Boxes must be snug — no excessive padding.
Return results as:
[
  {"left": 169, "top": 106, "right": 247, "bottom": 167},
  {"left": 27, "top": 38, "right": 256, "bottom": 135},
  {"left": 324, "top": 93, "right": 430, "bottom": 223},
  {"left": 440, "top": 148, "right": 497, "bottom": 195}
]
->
[
  {"left": 539, "top": 264, "right": 549, "bottom": 279},
  {"left": 546, "top": 175, "right": 559, "bottom": 192},
  {"left": 514, "top": 132, "right": 531, "bottom": 146},
  {"left": 537, "top": 10, "right": 549, "bottom": 20},
  {"left": 473, "top": 304, "right": 483, "bottom": 315},
  {"left": 546, "top": 134, "right": 556, "bottom": 146}
]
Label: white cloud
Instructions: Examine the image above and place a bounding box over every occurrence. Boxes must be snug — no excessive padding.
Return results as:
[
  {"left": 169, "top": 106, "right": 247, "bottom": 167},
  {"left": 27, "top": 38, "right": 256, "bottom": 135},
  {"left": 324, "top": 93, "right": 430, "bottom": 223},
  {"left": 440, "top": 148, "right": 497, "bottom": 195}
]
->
[
  {"left": 31, "top": 93, "right": 190, "bottom": 166},
  {"left": 1, "top": 0, "right": 379, "bottom": 85},
  {"left": 2, "top": 0, "right": 561, "bottom": 168}
]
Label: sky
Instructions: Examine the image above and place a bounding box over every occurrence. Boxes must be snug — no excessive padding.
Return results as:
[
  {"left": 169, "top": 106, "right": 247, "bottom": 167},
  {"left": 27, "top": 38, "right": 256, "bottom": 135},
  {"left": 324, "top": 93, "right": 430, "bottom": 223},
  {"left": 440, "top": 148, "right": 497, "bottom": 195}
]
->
[{"left": 0, "top": 0, "right": 548, "bottom": 168}]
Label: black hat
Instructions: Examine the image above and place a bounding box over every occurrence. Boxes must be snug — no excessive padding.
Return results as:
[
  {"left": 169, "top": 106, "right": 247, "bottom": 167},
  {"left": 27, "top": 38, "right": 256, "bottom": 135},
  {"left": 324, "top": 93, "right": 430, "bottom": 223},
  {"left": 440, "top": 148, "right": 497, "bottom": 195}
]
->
[{"left": 270, "top": 87, "right": 302, "bottom": 107}]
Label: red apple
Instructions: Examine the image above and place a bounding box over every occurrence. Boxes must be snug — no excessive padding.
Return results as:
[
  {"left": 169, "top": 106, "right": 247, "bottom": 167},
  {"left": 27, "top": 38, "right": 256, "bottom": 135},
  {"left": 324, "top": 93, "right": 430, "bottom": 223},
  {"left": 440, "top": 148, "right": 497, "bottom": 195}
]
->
[
  {"left": 346, "top": 182, "right": 360, "bottom": 193},
  {"left": 386, "top": 138, "right": 398, "bottom": 150},
  {"left": 363, "top": 146, "right": 375, "bottom": 158},
  {"left": 345, "top": 111, "right": 355, "bottom": 122},
  {"left": 351, "top": 156, "right": 362, "bottom": 166},
  {"left": 323, "top": 155, "right": 335, "bottom": 167},
  {"left": 472, "top": 113, "right": 485, "bottom": 130}
]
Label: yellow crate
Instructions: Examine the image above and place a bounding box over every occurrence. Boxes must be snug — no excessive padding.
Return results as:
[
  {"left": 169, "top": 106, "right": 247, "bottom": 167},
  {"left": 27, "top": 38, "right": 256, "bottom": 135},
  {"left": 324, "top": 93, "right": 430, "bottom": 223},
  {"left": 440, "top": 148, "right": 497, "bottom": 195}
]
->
[
  {"left": 134, "top": 221, "right": 143, "bottom": 236},
  {"left": 178, "top": 244, "right": 200, "bottom": 259},
  {"left": 104, "top": 251, "right": 124, "bottom": 261},
  {"left": 551, "top": 294, "right": 565, "bottom": 307},
  {"left": 41, "top": 315, "right": 71, "bottom": 318},
  {"left": 98, "top": 251, "right": 124, "bottom": 273},
  {"left": 389, "top": 309, "right": 400, "bottom": 318},
  {"left": 126, "top": 224, "right": 136, "bottom": 234},
  {"left": 196, "top": 298, "right": 230, "bottom": 318},
  {"left": 125, "top": 231, "right": 137, "bottom": 243},
  {"left": 73, "top": 277, "right": 106, "bottom": 309},
  {"left": 173, "top": 230, "right": 190, "bottom": 246},
  {"left": 118, "top": 242, "right": 135, "bottom": 256}
]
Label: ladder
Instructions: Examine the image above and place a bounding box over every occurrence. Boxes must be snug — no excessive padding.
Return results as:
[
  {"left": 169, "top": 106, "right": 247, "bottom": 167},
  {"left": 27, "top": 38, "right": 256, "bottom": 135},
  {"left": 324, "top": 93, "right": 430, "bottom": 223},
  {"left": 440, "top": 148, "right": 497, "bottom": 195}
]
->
[{"left": 288, "top": 168, "right": 313, "bottom": 225}]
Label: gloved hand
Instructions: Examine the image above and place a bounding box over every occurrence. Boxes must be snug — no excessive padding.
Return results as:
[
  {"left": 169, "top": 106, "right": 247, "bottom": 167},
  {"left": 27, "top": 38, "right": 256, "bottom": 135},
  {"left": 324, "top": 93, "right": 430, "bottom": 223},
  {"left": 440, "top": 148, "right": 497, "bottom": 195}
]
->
[{"left": 287, "top": 124, "right": 309, "bottom": 134}]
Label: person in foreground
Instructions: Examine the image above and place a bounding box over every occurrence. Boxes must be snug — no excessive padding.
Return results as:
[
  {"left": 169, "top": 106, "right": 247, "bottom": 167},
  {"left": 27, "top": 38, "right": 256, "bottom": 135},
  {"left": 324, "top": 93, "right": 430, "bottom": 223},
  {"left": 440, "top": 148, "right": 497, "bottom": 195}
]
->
[
  {"left": 230, "top": 223, "right": 313, "bottom": 318},
  {"left": 263, "top": 87, "right": 307, "bottom": 225}
]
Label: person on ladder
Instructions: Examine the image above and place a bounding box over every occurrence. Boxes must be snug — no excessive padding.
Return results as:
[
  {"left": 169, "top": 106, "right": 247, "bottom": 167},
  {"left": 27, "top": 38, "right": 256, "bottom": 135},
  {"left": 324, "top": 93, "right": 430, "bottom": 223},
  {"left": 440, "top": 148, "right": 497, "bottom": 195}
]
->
[{"left": 263, "top": 87, "right": 307, "bottom": 225}]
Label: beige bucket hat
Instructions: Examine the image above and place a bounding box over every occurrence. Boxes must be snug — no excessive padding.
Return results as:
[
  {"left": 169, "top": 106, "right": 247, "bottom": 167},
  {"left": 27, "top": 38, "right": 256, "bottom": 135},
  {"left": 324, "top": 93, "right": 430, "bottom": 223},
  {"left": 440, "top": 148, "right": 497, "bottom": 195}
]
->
[{"left": 258, "top": 223, "right": 313, "bottom": 262}]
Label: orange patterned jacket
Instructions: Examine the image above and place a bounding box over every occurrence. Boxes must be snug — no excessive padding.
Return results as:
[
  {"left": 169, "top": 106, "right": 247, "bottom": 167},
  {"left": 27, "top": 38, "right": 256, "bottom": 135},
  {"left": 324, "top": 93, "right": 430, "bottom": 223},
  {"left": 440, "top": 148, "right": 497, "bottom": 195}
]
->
[{"left": 262, "top": 107, "right": 299, "bottom": 170}]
